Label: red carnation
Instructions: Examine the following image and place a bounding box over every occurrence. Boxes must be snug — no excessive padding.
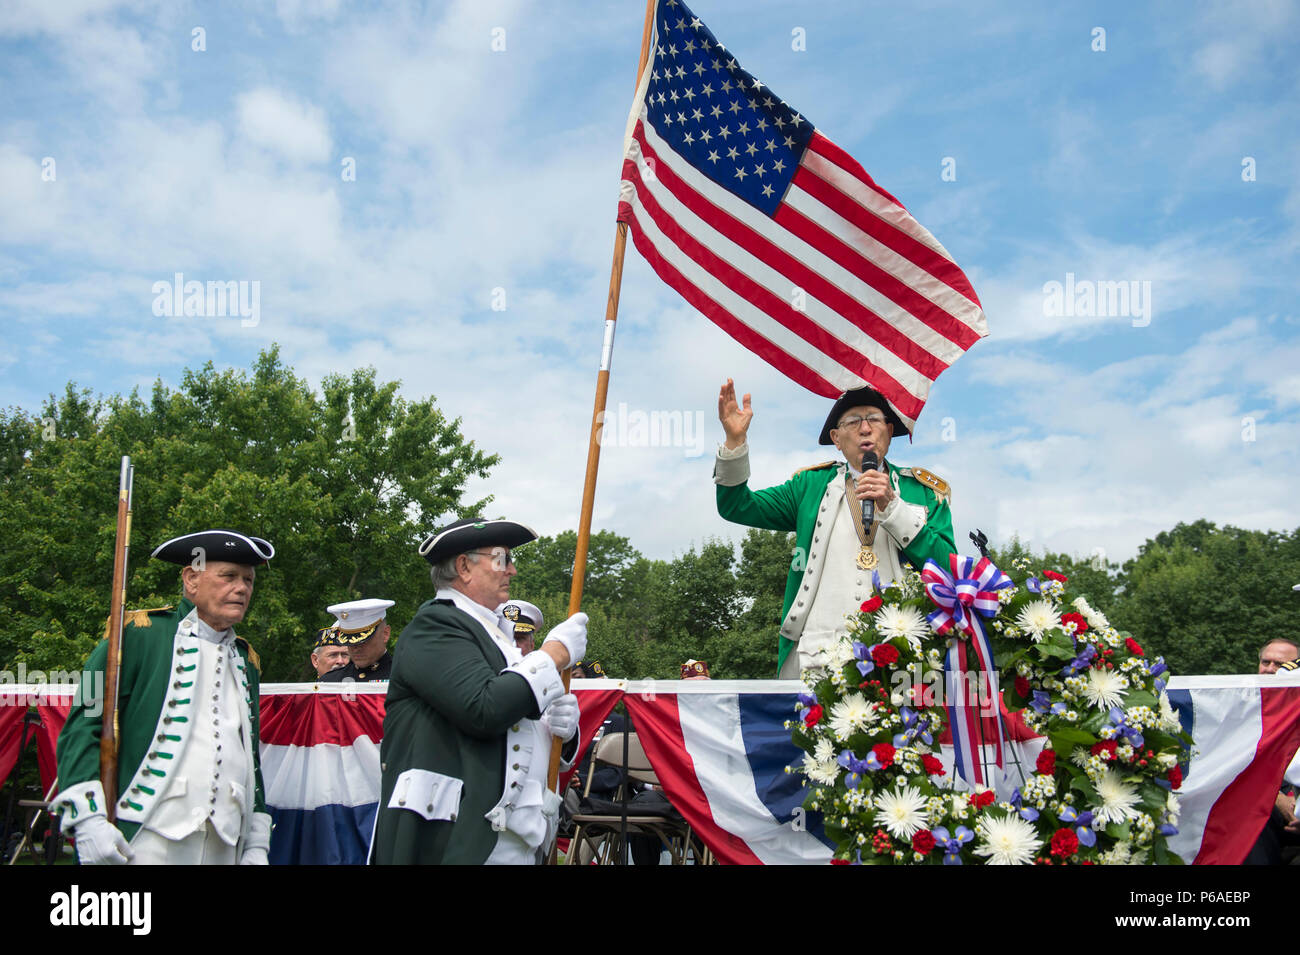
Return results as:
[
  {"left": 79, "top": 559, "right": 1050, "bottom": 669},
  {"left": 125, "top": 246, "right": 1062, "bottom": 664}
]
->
[
  {"left": 1036, "top": 749, "right": 1056, "bottom": 776},
  {"left": 860, "top": 595, "right": 884, "bottom": 613},
  {"left": 921, "top": 754, "right": 946, "bottom": 776},
  {"left": 1168, "top": 764, "right": 1183, "bottom": 790},
  {"left": 1090, "top": 740, "right": 1118, "bottom": 761},
  {"left": 804, "top": 704, "right": 823, "bottom": 729},
  {"left": 911, "top": 830, "right": 936, "bottom": 854},
  {"left": 1042, "top": 570, "right": 1068, "bottom": 584},
  {"left": 1050, "top": 828, "right": 1079, "bottom": 858},
  {"left": 971, "top": 790, "right": 996, "bottom": 809},
  {"left": 871, "top": 743, "right": 896, "bottom": 769},
  {"left": 1014, "top": 675, "right": 1031, "bottom": 699},
  {"left": 1061, "top": 612, "right": 1089, "bottom": 634},
  {"left": 1126, "top": 637, "right": 1145, "bottom": 657},
  {"left": 870, "top": 643, "right": 899, "bottom": 667}
]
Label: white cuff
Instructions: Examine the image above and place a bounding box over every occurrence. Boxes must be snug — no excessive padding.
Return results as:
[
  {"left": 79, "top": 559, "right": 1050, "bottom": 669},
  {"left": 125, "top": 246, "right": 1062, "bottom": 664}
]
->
[
  {"left": 54, "top": 780, "right": 109, "bottom": 828},
  {"left": 246, "top": 811, "right": 273, "bottom": 853},
  {"left": 713, "top": 442, "right": 751, "bottom": 486},
  {"left": 880, "top": 496, "right": 928, "bottom": 548},
  {"left": 505, "top": 651, "right": 566, "bottom": 712}
]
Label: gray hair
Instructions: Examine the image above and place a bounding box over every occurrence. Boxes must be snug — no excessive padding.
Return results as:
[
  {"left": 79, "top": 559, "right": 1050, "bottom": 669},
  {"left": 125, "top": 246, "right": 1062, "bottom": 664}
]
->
[{"left": 430, "top": 551, "right": 480, "bottom": 590}]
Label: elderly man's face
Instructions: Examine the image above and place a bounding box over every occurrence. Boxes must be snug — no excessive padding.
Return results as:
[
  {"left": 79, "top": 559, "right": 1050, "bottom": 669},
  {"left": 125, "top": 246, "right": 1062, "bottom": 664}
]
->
[
  {"left": 182, "top": 561, "right": 255, "bottom": 631},
  {"left": 457, "top": 546, "right": 517, "bottom": 610},
  {"left": 311, "top": 645, "right": 349, "bottom": 676},
  {"left": 1258, "top": 640, "right": 1299, "bottom": 674},
  {"left": 829, "top": 404, "right": 895, "bottom": 468},
  {"left": 350, "top": 621, "right": 391, "bottom": 669}
]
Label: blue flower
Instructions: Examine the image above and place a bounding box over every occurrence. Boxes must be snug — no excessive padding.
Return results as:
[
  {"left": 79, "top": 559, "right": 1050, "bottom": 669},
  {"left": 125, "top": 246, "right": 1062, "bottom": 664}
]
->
[
  {"left": 852, "top": 641, "right": 874, "bottom": 677},
  {"left": 931, "top": 825, "right": 973, "bottom": 864}
]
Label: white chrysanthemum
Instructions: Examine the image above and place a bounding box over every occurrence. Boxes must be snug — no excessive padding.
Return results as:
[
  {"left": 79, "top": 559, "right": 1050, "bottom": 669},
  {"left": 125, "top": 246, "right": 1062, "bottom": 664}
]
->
[
  {"left": 873, "top": 784, "right": 929, "bottom": 840},
  {"left": 1082, "top": 667, "right": 1128, "bottom": 710},
  {"left": 1015, "top": 600, "right": 1061, "bottom": 642},
  {"left": 1158, "top": 691, "right": 1181, "bottom": 731},
  {"left": 1072, "top": 595, "right": 1111, "bottom": 630},
  {"left": 973, "top": 814, "right": 1042, "bottom": 865},
  {"left": 802, "top": 742, "right": 840, "bottom": 786},
  {"left": 827, "top": 693, "right": 876, "bottom": 741},
  {"left": 826, "top": 638, "right": 857, "bottom": 671},
  {"left": 1094, "top": 768, "right": 1143, "bottom": 825},
  {"left": 1098, "top": 840, "right": 1133, "bottom": 865},
  {"left": 874, "top": 605, "right": 930, "bottom": 648}
]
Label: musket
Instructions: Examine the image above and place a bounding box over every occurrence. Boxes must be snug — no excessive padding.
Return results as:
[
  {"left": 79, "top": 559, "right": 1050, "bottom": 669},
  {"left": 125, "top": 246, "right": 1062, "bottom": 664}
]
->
[{"left": 100, "top": 456, "right": 134, "bottom": 823}]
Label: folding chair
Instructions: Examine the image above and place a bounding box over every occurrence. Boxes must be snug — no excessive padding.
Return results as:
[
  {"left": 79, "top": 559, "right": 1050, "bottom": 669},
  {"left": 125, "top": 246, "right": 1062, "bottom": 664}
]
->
[{"left": 566, "top": 732, "right": 710, "bottom": 864}]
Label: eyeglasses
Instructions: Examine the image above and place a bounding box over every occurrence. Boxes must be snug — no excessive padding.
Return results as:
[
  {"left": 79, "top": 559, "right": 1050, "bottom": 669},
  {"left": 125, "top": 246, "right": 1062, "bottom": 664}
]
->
[
  {"left": 836, "top": 413, "right": 887, "bottom": 431},
  {"left": 467, "top": 549, "right": 515, "bottom": 569}
]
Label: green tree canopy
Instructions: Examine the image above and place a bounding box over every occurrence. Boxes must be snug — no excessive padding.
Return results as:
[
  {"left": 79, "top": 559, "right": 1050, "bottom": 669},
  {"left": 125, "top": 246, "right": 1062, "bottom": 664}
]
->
[{"left": 0, "top": 347, "right": 498, "bottom": 681}]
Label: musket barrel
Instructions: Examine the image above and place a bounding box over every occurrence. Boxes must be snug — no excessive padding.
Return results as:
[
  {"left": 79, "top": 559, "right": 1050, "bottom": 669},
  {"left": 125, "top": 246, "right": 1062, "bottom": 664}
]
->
[{"left": 100, "top": 455, "right": 133, "bottom": 822}]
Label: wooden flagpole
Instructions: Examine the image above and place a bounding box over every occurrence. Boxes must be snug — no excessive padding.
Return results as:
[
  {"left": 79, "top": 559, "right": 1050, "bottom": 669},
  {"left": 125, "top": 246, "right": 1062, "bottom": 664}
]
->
[{"left": 547, "top": 0, "right": 658, "bottom": 795}]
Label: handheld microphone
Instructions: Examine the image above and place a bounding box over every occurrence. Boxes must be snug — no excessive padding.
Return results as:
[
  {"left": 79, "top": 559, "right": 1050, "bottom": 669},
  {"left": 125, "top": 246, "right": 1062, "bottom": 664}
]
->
[{"left": 860, "top": 450, "right": 879, "bottom": 525}]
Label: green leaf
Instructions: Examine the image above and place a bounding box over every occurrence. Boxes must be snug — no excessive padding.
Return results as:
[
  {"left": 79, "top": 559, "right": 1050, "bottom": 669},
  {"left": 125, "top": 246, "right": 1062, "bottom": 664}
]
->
[{"left": 1124, "top": 689, "right": 1158, "bottom": 710}]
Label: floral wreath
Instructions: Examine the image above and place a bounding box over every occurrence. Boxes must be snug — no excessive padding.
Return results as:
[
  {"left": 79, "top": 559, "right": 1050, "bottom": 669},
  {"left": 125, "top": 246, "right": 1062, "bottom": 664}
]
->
[{"left": 789, "top": 555, "right": 1189, "bottom": 865}]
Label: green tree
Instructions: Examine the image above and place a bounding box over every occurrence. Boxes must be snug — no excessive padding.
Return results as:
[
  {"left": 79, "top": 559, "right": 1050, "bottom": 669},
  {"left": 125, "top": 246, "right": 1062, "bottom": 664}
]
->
[
  {"left": 0, "top": 347, "right": 498, "bottom": 681},
  {"left": 509, "top": 529, "right": 641, "bottom": 606},
  {"left": 1113, "top": 521, "right": 1300, "bottom": 675}
]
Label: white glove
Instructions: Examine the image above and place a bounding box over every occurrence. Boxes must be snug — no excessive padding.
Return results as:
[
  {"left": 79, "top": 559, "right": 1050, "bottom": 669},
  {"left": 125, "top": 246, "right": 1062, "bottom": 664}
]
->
[
  {"left": 541, "top": 693, "right": 581, "bottom": 741},
  {"left": 543, "top": 612, "right": 588, "bottom": 668},
  {"left": 239, "top": 846, "right": 270, "bottom": 865},
  {"left": 71, "top": 816, "right": 134, "bottom": 865}
]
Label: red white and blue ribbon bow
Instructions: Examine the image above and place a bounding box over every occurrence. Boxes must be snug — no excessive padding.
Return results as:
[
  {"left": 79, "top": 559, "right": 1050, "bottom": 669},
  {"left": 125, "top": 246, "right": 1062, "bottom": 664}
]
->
[
  {"left": 922, "top": 555, "right": 1013, "bottom": 787},
  {"left": 922, "top": 554, "right": 1012, "bottom": 641}
]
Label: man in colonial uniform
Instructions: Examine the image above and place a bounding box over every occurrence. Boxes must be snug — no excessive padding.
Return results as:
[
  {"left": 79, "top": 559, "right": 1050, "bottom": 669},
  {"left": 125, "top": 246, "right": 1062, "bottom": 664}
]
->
[
  {"left": 715, "top": 380, "right": 957, "bottom": 678},
  {"left": 372, "top": 518, "right": 586, "bottom": 865},
  {"left": 54, "top": 529, "right": 274, "bottom": 865},
  {"left": 321, "top": 598, "right": 395, "bottom": 683}
]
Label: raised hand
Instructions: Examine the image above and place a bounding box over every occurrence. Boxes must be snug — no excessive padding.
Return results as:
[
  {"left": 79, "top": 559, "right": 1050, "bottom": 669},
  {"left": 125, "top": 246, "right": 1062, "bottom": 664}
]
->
[{"left": 718, "top": 378, "right": 753, "bottom": 450}]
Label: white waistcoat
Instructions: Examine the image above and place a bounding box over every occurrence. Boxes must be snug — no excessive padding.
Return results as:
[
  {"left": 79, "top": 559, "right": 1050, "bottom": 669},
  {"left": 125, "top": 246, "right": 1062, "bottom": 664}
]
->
[
  {"left": 143, "top": 617, "right": 253, "bottom": 845},
  {"left": 778, "top": 471, "right": 911, "bottom": 679}
]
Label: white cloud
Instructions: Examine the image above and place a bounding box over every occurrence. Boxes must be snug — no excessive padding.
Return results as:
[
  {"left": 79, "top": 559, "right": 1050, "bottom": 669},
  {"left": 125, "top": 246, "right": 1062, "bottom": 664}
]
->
[
  {"left": 236, "top": 88, "right": 333, "bottom": 164},
  {"left": 1186, "top": 0, "right": 1298, "bottom": 90},
  {"left": 274, "top": 0, "right": 342, "bottom": 33}
]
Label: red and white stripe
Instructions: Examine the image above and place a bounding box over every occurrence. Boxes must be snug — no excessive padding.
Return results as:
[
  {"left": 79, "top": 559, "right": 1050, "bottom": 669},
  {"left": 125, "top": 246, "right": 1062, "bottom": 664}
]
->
[{"left": 618, "top": 105, "right": 986, "bottom": 431}]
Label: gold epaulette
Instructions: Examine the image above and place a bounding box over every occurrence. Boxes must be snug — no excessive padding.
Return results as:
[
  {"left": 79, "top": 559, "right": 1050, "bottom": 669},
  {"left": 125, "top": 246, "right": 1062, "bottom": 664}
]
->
[
  {"left": 236, "top": 638, "right": 262, "bottom": 675},
  {"left": 792, "top": 461, "right": 837, "bottom": 477},
  {"left": 909, "top": 467, "right": 951, "bottom": 502},
  {"left": 103, "top": 605, "right": 174, "bottom": 639}
]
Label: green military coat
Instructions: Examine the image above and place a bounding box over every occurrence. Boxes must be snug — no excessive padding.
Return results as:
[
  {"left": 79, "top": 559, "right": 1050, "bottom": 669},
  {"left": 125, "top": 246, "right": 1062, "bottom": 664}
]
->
[
  {"left": 372, "top": 599, "right": 564, "bottom": 865},
  {"left": 717, "top": 457, "right": 957, "bottom": 672},
  {"left": 54, "top": 599, "right": 266, "bottom": 842}
]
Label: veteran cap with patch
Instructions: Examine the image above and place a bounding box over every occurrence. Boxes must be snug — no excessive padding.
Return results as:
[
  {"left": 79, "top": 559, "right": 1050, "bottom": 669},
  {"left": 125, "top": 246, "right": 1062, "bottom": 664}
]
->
[
  {"left": 151, "top": 529, "right": 275, "bottom": 566},
  {"left": 327, "top": 598, "right": 395, "bottom": 645},
  {"left": 418, "top": 517, "right": 537, "bottom": 565},
  {"left": 313, "top": 626, "right": 344, "bottom": 649},
  {"left": 680, "top": 659, "right": 711, "bottom": 679}
]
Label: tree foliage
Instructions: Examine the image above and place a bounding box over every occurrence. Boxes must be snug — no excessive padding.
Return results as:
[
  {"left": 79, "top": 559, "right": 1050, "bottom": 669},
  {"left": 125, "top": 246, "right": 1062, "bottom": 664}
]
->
[
  {"left": 0, "top": 347, "right": 497, "bottom": 681},
  {"left": 3, "top": 358, "right": 1295, "bottom": 685}
]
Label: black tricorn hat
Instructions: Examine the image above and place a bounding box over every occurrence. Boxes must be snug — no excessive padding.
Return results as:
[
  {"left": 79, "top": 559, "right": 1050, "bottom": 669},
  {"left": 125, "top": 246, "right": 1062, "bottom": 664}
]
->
[
  {"left": 151, "top": 530, "right": 275, "bottom": 566},
  {"left": 418, "top": 517, "right": 538, "bottom": 565},
  {"left": 817, "top": 386, "right": 909, "bottom": 445}
]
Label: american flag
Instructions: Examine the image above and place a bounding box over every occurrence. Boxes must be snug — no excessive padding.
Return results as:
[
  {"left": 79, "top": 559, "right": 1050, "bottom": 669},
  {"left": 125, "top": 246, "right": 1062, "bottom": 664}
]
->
[{"left": 617, "top": 0, "right": 987, "bottom": 431}]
